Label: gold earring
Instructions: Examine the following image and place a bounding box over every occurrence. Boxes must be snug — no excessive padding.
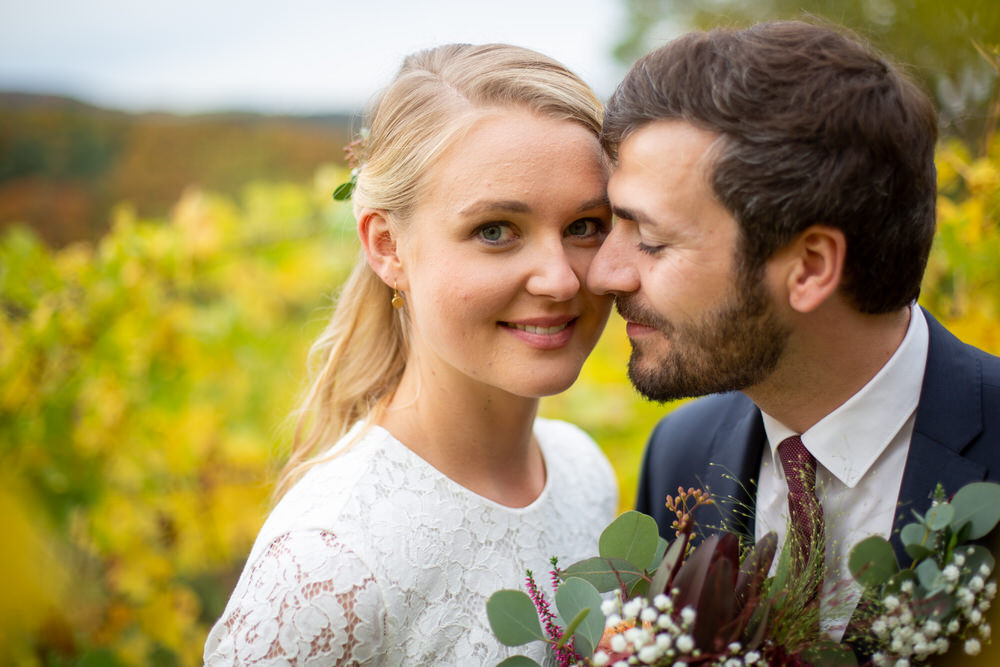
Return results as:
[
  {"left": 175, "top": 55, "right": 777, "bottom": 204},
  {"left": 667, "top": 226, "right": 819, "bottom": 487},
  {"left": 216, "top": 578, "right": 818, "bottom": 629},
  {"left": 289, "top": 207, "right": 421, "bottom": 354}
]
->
[{"left": 391, "top": 282, "right": 404, "bottom": 310}]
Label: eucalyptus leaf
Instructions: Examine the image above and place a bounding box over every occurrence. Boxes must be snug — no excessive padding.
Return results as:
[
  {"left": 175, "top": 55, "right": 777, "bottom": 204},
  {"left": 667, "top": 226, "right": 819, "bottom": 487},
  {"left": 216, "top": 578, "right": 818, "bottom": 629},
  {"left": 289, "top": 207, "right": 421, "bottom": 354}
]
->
[
  {"left": 959, "top": 544, "right": 995, "bottom": 580},
  {"left": 949, "top": 482, "right": 1000, "bottom": 539},
  {"left": 486, "top": 590, "right": 545, "bottom": 646},
  {"left": 904, "top": 542, "right": 935, "bottom": 561},
  {"left": 848, "top": 536, "right": 899, "bottom": 588},
  {"left": 650, "top": 536, "right": 669, "bottom": 571},
  {"left": 954, "top": 520, "right": 972, "bottom": 545},
  {"left": 561, "top": 557, "right": 645, "bottom": 593},
  {"left": 496, "top": 656, "right": 542, "bottom": 667},
  {"left": 885, "top": 569, "right": 918, "bottom": 595},
  {"left": 900, "top": 523, "right": 935, "bottom": 561},
  {"left": 916, "top": 558, "right": 942, "bottom": 592},
  {"left": 900, "top": 522, "right": 929, "bottom": 547},
  {"left": 629, "top": 576, "right": 650, "bottom": 600},
  {"left": 598, "top": 511, "right": 659, "bottom": 568},
  {"left": 925, "top": 503, "right": 954, "bottom": 531},
  {"left": 555, "top": 577, "right": 604, "bottom": 658}
]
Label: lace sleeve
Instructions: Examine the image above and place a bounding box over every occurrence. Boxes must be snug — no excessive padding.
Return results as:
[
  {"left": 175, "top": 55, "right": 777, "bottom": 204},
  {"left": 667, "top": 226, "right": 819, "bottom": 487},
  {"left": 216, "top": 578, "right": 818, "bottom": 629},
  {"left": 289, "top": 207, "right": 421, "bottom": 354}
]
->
[{"left": 204, "top": 530, "right": 386, "bottom": 666}]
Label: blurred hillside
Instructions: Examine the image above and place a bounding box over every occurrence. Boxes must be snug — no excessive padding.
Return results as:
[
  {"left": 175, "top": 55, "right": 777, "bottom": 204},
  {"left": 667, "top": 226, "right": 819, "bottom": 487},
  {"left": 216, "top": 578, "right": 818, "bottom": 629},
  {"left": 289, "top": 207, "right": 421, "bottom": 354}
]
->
[{"left": 0, "top": 92, "right": 354, "bottom": 247}]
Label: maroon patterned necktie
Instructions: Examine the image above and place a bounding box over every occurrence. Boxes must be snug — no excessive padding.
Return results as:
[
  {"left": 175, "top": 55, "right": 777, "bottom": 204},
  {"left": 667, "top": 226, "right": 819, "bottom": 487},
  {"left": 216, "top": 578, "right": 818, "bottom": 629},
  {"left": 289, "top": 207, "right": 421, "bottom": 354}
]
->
[{"left": 778, "top": 435, "right": 825, "bottom": 592}]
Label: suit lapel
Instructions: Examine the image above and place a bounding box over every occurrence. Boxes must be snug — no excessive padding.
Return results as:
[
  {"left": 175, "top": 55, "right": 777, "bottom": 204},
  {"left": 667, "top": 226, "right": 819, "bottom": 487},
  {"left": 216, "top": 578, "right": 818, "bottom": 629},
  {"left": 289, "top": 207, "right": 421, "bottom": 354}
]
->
[
  {"left": 702, "top": 395, "right": 767, "bottom": 543},
  {"left": 891, "top": 310, "right": 986, "bottom": 564}
]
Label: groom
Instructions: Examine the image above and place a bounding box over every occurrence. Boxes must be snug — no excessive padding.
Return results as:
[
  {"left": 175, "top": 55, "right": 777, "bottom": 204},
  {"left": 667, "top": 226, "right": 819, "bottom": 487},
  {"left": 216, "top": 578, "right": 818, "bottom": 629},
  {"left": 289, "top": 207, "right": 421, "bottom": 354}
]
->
[{"left": 588, "top": 20, "right": 1000, "bottom": 636}]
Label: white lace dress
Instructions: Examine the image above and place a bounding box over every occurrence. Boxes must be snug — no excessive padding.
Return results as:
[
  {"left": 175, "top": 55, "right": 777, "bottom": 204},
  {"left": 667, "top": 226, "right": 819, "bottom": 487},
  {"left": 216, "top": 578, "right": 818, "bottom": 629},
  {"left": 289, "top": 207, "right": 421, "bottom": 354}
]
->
[{"left": 203, "top": 417, "right": 618, "bottom": 666}]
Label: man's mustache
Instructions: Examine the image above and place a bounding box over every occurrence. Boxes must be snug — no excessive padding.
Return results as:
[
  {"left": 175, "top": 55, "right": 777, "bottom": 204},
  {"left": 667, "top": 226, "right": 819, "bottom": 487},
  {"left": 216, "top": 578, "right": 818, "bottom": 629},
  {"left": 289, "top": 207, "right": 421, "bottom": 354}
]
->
[{"left": 615, "top": 295, "right": 670, "bottom": 333}]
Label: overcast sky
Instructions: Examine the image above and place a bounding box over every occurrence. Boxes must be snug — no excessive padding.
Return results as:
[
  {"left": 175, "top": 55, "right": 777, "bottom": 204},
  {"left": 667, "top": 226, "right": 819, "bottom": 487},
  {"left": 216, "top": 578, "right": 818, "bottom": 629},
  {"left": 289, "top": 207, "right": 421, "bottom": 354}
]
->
[{"left": 0, "top": 0, "right": 647, "bottom": 115}]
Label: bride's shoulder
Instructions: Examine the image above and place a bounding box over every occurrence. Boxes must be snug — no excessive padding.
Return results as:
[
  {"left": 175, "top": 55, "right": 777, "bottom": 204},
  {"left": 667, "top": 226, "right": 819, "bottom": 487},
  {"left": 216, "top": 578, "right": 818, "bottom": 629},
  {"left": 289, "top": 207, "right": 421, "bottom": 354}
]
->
[{"left": 257, "top": 425, "right": 396, "bottom": 544}]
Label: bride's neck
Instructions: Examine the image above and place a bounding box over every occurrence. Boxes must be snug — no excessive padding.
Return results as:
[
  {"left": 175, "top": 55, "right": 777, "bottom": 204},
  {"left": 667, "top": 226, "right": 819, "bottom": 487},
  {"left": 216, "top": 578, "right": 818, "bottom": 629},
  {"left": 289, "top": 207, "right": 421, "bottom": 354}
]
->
[{"left": 377, "top": 360, "right": 545, "bottom": 507}]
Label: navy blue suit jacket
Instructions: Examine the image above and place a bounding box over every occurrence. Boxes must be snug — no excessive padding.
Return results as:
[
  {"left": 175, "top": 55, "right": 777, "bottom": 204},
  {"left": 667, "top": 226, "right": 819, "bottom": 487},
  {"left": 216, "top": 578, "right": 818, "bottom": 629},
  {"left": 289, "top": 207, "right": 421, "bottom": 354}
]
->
[{"left": 635, "top": 310, "right": 1000, "bottom": 565}]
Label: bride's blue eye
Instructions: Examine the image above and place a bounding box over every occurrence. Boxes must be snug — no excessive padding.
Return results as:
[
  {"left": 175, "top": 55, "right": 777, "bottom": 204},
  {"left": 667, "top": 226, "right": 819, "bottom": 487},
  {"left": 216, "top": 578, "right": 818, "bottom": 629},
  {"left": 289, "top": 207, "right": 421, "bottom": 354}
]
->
[
  {"left": 475, "top": 222, "right": 515, "bottom": 245},
  {"left": 480, "top": 224, "right": 503, "bottom": 241},
  {"left": 566, "top": 218, "right": 606, "bottom": 238}
]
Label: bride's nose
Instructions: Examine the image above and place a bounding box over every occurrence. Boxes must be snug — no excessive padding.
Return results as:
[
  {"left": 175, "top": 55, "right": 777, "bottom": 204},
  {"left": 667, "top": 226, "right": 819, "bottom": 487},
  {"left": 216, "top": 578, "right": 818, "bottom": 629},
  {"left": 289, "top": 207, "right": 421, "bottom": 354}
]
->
[{"left": 525, "top": 242, "right": 581, "bottom": 301}]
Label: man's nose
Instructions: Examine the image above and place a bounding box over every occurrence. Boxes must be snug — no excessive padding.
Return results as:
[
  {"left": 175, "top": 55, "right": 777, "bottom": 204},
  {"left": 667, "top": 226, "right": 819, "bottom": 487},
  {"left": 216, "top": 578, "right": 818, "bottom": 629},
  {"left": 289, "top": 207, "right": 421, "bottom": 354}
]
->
[{"left": 586, "top": 222, "right": 641, "bottom": 296}]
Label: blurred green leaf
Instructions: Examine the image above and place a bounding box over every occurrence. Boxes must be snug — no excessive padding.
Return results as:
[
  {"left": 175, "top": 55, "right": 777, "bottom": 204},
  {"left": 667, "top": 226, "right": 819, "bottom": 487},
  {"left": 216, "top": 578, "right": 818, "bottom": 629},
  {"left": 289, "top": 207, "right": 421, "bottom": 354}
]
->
[
  {"left": 849, "top": 536, "right": 899, "bottom": 588},
  {"left": 958, "top": 544, "right": 995, "bottom": 580},
  {"left": 904, "top": 542, "right": 935, "bottom": 561},
  {"left": 925, "top": 503, "right": 954, "bottom": 531},
  {"left": 885, "top": 569, "right": 918, "bottom": 595},
  {"left": 900, "top": 522, "right": 929, "bottom": 546},
  {"left": 916, "top": 559, "right": 943, "bottom": 592},
  {"left": 949, "top": 482, "right": 1000, "bottom": 539},
  {"left": 901, "top": 523, "right": 935, "bottom": 561}
]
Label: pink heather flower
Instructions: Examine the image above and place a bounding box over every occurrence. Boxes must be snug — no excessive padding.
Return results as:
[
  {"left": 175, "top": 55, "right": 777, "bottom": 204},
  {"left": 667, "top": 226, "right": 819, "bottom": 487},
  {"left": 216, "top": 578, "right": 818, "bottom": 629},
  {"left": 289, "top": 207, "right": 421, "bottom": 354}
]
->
[{"left": 525, "top": 571, "right": 575, "bottom": 667}]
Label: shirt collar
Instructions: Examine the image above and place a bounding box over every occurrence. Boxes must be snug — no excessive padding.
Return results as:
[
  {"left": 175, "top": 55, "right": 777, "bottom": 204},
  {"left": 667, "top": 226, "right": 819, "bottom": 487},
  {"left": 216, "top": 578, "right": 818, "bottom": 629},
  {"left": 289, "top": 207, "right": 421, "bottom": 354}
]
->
[{"left": 761, "top": 304, "right": 929, "bottom": 488}]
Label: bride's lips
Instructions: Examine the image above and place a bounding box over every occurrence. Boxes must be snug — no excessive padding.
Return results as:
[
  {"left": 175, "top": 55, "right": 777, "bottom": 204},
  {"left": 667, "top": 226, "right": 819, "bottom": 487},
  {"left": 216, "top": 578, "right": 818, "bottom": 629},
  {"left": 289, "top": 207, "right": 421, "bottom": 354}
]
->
[{"left": 499, "top": 316, "right": 577, "bottom": 350}]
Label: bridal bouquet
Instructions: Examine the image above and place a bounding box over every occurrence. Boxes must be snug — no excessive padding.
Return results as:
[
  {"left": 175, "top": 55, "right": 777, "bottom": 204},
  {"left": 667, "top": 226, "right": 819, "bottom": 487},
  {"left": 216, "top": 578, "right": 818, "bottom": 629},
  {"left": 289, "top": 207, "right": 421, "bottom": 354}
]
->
[{"left": 487, "top": 482, "right": 1000, "bottom": 666}]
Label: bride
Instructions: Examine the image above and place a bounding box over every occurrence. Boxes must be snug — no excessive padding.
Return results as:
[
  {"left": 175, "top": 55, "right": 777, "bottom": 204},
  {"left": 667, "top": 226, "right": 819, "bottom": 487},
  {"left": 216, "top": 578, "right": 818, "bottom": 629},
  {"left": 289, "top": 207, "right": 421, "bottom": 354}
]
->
[{"left": 204, "top": 43, "right": 618, "bottom": 665}]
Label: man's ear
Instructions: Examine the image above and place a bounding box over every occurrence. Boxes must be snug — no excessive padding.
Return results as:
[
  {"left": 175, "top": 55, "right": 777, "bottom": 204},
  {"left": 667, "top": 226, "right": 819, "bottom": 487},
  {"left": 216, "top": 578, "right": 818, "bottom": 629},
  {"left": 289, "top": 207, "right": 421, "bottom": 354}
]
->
[
  {"left": 358, "top": 208, "right": 404, "bottom": 287},
  {"left": 781, "top": 225, "right": 846, "bottom": 313}
]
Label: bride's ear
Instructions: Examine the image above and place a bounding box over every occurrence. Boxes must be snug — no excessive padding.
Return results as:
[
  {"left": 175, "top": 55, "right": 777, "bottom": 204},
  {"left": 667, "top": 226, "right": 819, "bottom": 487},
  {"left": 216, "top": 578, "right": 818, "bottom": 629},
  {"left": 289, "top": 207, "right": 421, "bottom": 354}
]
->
[{"left": 358, "top": 208, "right": 405, "bottom": 288}]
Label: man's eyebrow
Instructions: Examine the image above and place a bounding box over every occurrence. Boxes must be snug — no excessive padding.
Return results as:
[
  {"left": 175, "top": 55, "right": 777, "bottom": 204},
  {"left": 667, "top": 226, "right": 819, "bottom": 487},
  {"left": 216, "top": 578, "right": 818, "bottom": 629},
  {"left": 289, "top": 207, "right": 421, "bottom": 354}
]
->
[
  {"left": 611, "top": 205, "right": 652, "bottom": 224},
  {"left": 458, "top": 199, "right": 531, "bottom": 217}
]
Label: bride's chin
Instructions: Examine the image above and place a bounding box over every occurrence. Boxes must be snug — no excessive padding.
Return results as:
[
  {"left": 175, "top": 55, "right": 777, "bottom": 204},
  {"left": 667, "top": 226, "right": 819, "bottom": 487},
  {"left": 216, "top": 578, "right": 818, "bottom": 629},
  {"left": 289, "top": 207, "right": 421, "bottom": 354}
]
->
[{"left": 511, "top": 370, "right": 585, "bottom": 399}]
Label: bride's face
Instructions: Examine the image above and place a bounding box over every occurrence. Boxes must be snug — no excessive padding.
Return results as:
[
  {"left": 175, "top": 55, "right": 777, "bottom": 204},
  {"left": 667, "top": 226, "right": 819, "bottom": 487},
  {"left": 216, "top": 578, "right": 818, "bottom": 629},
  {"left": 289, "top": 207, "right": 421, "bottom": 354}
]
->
[{"left": 394, "top": 108, "right": 613, "bottom": 399}]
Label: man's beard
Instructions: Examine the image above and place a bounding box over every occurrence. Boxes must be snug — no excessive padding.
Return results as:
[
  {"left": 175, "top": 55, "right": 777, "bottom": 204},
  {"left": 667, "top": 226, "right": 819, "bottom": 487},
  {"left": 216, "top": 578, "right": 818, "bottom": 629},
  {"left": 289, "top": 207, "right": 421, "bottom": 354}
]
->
[{"left": 617, "top": 273, "right": 790, "bottom": 403}]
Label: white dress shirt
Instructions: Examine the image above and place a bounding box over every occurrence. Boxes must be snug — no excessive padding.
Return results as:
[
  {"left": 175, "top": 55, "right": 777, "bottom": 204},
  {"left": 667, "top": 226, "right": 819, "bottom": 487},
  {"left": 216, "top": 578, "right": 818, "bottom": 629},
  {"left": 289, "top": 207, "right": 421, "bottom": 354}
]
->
[{"left": 755, "top": 304, "right": 929, "bottom": 639}]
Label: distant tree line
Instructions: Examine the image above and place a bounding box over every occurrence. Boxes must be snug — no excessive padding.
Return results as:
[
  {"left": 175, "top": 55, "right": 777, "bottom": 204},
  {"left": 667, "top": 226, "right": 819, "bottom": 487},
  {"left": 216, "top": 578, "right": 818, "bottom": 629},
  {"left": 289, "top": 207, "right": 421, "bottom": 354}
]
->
[
  {"left": 613, "top": 0, "right": 999, "bottom": 151},
  {"left": 0, "top": 92, "right": 354, "bottom": 246}
]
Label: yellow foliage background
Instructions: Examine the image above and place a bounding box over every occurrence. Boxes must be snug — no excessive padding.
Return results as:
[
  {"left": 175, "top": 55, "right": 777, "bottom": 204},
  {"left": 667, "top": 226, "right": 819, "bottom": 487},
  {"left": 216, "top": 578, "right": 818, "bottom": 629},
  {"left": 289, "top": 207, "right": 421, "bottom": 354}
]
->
[{"left": 1, "top": 140, "right": 998, "bottom": 665}]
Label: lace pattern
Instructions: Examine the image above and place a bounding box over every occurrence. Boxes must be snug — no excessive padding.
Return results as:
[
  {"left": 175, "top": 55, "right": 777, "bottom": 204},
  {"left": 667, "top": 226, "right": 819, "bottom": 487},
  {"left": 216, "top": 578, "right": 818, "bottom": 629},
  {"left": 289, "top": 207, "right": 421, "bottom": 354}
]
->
[
  {"left": 205, "top": 531, "right": 386, "bottom": 665},
  {"left": 204, "top": 418, "right": 617, "bottom": 666}
]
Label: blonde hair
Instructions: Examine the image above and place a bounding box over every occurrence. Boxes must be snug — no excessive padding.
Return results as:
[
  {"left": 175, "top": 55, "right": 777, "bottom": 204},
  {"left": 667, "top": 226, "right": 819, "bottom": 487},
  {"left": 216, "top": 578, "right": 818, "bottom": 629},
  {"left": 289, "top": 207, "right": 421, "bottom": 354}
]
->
[{"left": 275, "top": 43, "right": 604, "bottom": 498}]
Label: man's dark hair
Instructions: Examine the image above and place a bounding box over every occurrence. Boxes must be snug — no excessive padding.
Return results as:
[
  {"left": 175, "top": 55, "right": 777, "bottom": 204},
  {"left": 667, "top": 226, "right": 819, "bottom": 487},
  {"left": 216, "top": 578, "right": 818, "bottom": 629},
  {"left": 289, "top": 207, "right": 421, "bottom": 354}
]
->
[{"left": 601, "top": 20, "right": 938, "bottom": 314}]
